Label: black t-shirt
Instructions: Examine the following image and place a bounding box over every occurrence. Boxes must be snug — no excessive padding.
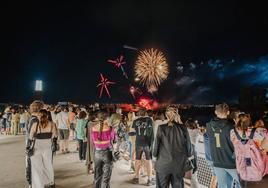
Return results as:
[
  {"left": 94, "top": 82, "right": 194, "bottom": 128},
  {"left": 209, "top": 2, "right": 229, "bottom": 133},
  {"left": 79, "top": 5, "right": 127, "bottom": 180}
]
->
[{"left": 132, "top": 117, "right": 153, "bottom": 147}]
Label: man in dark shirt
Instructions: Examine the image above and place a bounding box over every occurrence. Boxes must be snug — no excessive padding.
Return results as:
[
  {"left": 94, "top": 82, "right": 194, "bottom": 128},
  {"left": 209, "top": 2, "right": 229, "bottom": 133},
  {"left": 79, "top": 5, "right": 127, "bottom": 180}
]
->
[
  {"left": 131, "top": 108, "right": 154, "bottom": 186},
  {"left": 206, "top": 103, "right": 241, "bottom": 188}
]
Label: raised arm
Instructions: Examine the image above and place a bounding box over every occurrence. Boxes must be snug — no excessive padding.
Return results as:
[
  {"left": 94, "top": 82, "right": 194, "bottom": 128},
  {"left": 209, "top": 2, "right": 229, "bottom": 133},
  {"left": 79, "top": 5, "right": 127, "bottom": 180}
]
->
[{"left": 153, "top": 125, "right": 161, "bottom": 158}]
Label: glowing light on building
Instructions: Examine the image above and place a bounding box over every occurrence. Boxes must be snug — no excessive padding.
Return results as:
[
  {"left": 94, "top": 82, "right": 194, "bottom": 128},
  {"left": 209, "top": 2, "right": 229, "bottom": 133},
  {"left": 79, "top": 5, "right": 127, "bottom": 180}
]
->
[{"left": 35, "top": 80, "right": 43, "bottom": 91}]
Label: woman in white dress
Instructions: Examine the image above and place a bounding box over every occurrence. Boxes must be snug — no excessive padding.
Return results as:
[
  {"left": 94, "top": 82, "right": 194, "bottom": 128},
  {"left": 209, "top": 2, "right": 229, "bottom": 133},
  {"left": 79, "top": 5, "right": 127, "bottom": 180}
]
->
[{"left": 29, "top": 109, "right": 57, "bottom": 188}]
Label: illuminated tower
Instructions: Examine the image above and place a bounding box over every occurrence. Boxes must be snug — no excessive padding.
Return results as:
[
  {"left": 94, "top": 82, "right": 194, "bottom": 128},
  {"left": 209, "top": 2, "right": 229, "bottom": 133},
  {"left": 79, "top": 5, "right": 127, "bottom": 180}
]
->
[{"left": 33, "top": 80, "right": 43, "bottom": 101}]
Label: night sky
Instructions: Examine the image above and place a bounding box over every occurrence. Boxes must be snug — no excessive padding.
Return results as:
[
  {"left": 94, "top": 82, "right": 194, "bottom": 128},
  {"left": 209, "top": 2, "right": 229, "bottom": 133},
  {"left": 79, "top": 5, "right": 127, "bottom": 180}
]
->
[{"left": 1, "top": 1, "right": 268, "bottom": 104}]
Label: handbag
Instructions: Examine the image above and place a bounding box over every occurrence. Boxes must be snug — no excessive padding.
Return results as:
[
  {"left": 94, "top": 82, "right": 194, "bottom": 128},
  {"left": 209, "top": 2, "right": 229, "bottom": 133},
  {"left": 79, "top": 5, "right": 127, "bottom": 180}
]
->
[{"left": 51, "top": 137, "right": 60, "bottom": 152}]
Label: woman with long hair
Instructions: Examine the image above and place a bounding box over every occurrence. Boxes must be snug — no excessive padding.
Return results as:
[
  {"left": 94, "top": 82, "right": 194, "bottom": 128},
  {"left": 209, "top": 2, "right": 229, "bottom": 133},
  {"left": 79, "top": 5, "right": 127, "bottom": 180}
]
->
[
  {"left": 153, "top": 106, "right": 192, "bottom": 188},
  {"left": 28, "top": 109, "right": 58, "bottom": 188},
  {"left": 91, "top": 110, "right": 116, "bottom": 188},
  {"left": 230, "top": 114, "right": 267, "bottom": 148}
]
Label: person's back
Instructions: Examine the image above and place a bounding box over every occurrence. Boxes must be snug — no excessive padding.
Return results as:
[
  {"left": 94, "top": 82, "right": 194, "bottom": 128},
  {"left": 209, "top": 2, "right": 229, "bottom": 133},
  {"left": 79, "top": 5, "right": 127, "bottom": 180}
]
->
[
  {"left": 56, "top": 111, "right": 69, "bottom": 130},
  {"left": 153, "top": 106, "right": 191, "bottom": 188},
  {"left": 29, "top": 109, "right": 57, "bottom": 188},
  {"left": 154, "top": 123, "right": 189, "bottom": 174},
  {"left": 132, "top": 116, "right": 154, "bottom": 147},
  {"left": 206, "top": 103, "right": 241, "bottom": 188},
  {"left": 91, "top": 110, "right": 115, "bottom": 188},
  {"left": 131, "top": 110, "right": 154, "bottom": 186},
  {"left": 12, "top": 112, "right": 20, "bottom": 123},
  {"left": 230, "top": 114, "right": 267, "bottom": 182},
  {"left": 76, "top": 118, "right": 87, "bottom": 140},
  {"left": 56, "top": 108, "right": 70, "bottom": 153},
  {"left": 206, "top": 117, "right": 235, "bottom": 168}
]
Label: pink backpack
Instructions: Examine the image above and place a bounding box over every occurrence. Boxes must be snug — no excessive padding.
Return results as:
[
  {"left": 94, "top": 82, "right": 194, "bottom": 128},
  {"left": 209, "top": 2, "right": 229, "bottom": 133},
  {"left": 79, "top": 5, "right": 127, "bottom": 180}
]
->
[{"left": 233, "top": 128, "right": 266, "bottom": 181}]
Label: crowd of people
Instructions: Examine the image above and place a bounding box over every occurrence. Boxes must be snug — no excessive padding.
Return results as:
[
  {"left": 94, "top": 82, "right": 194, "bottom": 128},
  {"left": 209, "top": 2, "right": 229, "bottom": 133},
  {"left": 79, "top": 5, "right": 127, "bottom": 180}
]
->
[
  {"left": 0, "top": 106, "right": 30, "bottom": 135},
  {"left": 1, "top": 101, "right": 268, "bottom": 188}
]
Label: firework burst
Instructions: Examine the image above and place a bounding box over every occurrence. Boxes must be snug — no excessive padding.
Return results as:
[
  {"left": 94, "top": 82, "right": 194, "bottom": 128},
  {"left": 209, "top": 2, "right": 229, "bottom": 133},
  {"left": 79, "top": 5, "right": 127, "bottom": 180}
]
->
[
  {"left": 97, "top": 73, "right": 115, "bottom": 98},
  {"left": 134, "top": 48, "right": 169, "bottom": 92}
]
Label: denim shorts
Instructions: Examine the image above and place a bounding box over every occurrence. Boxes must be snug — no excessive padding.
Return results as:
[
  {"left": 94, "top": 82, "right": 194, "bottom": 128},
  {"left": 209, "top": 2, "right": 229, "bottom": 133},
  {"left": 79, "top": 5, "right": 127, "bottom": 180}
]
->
[{"left": 20, "top": 123, "right": 25, "bottom": 129}]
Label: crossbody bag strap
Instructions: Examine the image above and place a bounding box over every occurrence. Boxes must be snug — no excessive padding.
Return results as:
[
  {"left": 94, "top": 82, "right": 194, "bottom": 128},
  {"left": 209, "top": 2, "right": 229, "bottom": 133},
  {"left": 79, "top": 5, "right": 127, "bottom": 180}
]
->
[
  {"left": 234, "top": 128, "right": 243, "bottom": 141},
  {"left": 249, "top": 128, "right": 257, "bottom": 140}
]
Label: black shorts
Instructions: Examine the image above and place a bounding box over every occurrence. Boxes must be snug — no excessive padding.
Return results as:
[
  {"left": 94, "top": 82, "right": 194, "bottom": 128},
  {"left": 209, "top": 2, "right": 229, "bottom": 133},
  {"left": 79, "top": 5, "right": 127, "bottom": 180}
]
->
[
  {"left": 136, "top": 146, "right": 152, "bottom": 160},
  {"left": 59, "top": 129, "right": 70, "bottom": 140}
]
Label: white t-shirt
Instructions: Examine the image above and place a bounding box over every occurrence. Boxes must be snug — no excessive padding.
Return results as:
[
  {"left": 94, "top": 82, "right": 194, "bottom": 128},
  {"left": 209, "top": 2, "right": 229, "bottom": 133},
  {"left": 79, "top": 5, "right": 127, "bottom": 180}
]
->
[
  {"left": 56, "top": 111, "right": 69, "bottom": 130},
  {"left": 19, "top": 113, "right": 29, "bottom": 124},
  {"left": 51, "top": 111, "right": 57, "bottom": 123}
]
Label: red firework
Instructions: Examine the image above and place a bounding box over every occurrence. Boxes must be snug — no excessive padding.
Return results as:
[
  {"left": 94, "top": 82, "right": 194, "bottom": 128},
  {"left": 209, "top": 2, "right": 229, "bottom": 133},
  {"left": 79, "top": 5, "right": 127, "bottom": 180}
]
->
[
  {"left": 108, "top": 55, "right": 128, "bottom": 79},
  {"left": 97, "top": 73, "right": 115, "bottom": 98},
  {"left": 129, "top": 86, "right": 142, "bottom": 99},
  {"left": 137, "top": 97, "right": 158, "bottom": 110}
]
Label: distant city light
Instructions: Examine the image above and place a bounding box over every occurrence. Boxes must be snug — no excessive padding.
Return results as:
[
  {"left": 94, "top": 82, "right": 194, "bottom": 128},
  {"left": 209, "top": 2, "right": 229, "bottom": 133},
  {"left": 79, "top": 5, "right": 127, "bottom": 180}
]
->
[{"left": 35, "top": 80, "right": 43, "bottom": 91}]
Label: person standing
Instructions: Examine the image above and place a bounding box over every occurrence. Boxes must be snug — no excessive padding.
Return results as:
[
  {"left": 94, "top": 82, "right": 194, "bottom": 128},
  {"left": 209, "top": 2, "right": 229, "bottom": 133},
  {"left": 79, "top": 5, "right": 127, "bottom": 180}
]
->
[
  {"left": 68, "top": 106, "right": 76, "bottom": 140},
  {"left": 86, "top": 110, "right": 97, "bottom": 174},
  {"left": 56, "top": 106, "right": 70, "bottom": 154},
  {"left": 28, "top": 109, "right": 57, "bottom": 188},
  {"left": 19, "top": 109, "right": 30, "bottom": 135},
  {"left": 230, "top": 114, "right": 267, "bottom": 184},
  {"left": 131, "top": 108, "right": 154, "bottom": 186},
  {"left": 185, "top": 118, "right": 199, "bottom": 188},
  {"left": 91, "top": 110, "right": 116, "bottom": 188},
  {"left": 206, "top": 103, "right": 241, "bottom": 188},
  {"left": 76, "top": 111, "right": 88, "bottom": 161},
  {"left": 153, "top": 106, "right": 192, "bottom": 188},
  {"left": 127, "top": 111, "right": 136, "bottom": 173},
  {"left": 11, "top": 108, "right": 20, "bottom": 135},
  {"left": 3, "top": 107, "right": 12, "bottom": 135}
]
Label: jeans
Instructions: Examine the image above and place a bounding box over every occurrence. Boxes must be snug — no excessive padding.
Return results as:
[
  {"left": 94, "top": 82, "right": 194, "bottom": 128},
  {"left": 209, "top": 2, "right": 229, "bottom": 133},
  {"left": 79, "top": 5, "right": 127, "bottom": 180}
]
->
[
  {"left": 78, "top": 139, "right": 87, "bottom": 160},
  {"left": 214, "top": 167, "right": 241, "bottom": 188},
  {"left": 128, "top": 141, "right": 132, "bottom": 158},
  {"left": 94, "top": 150, "right": 113, "bottom": 188}
]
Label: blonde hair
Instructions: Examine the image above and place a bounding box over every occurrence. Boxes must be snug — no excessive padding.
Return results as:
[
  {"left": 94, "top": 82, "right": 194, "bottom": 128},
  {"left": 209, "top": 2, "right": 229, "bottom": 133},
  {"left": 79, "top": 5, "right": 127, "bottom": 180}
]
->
[
  {"left": 165, "top": 106, "right": 183, "bottom": 125},
  {"left": 30, "top": 100, "right": 44, "bottom": 114}
]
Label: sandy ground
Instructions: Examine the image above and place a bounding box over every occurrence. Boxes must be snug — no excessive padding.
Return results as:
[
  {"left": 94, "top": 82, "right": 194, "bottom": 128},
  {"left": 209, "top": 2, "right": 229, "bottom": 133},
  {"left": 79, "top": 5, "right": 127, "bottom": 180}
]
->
[{"left": 0, "top": 135, "right": 267, "bottom": 188}]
